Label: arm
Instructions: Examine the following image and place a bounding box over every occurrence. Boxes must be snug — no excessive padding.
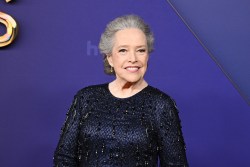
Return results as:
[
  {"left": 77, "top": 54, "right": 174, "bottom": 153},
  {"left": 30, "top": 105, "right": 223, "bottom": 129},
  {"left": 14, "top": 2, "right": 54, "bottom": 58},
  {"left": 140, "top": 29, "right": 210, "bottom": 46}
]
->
[
  {"left": 156, "top": 97, "right": 189, "bottom": 167},
  {"left": 53, "top": 93, "right": 82, "bottom": 167}
]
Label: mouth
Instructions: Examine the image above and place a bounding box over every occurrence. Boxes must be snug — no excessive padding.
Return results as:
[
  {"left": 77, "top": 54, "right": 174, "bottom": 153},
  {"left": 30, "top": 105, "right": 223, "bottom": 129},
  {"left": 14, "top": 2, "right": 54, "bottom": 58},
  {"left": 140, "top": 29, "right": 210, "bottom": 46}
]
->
[{"left": 125, "top": 66, "right": 140, "bottom": 72}]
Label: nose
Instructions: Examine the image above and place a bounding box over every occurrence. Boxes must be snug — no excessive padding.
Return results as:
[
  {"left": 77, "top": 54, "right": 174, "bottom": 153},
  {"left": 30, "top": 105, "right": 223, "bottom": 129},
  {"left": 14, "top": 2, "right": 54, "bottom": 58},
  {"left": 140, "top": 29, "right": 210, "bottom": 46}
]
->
[{"left": 128, "top": 51, "right": 137, "bottom": 63}]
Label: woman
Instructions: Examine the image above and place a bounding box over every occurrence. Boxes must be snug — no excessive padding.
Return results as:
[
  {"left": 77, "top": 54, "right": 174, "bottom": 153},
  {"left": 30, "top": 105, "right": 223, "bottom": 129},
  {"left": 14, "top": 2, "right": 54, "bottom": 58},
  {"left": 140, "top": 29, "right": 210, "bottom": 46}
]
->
[{"left": 54, "top": 14, "right": 189, "bottom": 167}]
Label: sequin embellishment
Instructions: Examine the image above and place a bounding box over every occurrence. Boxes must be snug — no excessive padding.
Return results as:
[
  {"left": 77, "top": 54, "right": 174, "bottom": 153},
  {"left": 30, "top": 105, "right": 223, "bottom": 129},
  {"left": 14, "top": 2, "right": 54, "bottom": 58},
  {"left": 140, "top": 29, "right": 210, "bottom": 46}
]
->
[{"left": 53, "top": 83, "right": 189, "bottom": 166}]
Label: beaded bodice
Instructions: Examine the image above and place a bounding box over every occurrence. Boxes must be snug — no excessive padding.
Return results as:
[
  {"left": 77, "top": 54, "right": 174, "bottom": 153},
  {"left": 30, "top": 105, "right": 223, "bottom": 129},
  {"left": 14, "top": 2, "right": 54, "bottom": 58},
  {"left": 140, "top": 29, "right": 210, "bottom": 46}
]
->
[{"left": 53, "top": 83, "right": 188, "bottom": 167}]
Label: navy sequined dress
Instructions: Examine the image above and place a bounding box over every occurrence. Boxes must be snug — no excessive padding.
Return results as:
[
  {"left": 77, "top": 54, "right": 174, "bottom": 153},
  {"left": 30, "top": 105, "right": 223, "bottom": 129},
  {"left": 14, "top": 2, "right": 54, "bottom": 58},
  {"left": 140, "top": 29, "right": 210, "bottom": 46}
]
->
[{"left": 53, "top": 83, "right": 189, "bottom": 167}]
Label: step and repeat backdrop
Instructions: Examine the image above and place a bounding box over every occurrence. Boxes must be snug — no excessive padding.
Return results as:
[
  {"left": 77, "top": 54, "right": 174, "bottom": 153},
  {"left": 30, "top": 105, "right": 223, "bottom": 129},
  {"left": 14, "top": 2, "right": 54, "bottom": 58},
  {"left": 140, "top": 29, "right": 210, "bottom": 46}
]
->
[{"left": 1, "top": 0, "right": 249, "bottom": 166}]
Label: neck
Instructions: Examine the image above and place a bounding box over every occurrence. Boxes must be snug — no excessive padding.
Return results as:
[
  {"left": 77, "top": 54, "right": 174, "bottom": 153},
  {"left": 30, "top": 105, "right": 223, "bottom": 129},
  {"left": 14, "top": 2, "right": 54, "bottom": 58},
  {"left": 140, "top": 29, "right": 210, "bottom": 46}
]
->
[
  {"left": 108, "top": 79, "right": 148, "bottom": 98},
  {"left": 115, "top": 78, "right": 147, "bottom": 90}
]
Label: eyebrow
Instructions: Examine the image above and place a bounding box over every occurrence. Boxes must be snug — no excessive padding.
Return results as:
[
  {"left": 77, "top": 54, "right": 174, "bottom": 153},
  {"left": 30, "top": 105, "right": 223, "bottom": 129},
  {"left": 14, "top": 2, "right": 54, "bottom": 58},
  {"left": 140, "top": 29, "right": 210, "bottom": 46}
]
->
[{"left": 117, "top": 45, "right": 147, "bottom": 48}]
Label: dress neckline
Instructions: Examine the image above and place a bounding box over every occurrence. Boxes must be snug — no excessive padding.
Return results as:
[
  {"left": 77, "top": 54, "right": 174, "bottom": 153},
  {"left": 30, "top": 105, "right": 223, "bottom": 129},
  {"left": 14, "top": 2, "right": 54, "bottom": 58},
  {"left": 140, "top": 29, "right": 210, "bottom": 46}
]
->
[{"left": 104, "top": 83, "right": 150, "bottom": 100}]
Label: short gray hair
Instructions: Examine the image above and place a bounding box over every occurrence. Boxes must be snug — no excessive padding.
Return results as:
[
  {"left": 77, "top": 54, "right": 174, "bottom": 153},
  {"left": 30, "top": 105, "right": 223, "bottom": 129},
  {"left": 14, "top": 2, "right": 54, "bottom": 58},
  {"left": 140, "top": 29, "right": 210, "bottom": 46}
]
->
[{"left": 99, "top": 14, "right": 154, "bottom": 75}]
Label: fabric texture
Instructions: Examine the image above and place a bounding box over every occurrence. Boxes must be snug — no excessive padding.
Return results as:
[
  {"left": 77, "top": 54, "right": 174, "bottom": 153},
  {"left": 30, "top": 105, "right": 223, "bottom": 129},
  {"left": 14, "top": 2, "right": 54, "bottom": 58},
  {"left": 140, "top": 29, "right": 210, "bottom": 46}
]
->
[{"left": 53, "top": 83, "right": 189, "bottom": 167}]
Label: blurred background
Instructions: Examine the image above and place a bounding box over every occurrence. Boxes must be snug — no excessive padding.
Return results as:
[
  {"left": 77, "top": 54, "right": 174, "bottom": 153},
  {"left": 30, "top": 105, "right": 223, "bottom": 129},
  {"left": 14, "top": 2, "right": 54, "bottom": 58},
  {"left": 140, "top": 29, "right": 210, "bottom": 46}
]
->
[{"left": 0, "top": 0, "right": 249, "bottom": 166}]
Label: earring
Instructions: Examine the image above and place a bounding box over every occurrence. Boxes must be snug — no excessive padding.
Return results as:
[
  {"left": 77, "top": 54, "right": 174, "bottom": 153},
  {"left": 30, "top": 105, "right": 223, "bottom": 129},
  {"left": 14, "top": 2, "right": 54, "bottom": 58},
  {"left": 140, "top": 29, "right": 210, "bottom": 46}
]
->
[{"left": 110, "top": 66, "right": 113, "bottom": 73}]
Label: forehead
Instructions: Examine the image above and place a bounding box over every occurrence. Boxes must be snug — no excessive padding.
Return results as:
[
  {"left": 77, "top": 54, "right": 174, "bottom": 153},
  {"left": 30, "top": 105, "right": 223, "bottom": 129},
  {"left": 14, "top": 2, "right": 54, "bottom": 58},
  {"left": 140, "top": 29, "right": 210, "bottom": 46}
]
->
[{"left": 113, "top": 28, "right": 147, "bottom": 46}]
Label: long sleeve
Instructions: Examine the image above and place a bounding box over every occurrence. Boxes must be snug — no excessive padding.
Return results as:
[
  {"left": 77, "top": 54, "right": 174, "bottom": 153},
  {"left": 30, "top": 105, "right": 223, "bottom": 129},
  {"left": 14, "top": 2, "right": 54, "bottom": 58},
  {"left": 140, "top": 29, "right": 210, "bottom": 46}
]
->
[
  {"left": 156, "top": 97, "right": 189, "bottom": 167},
  {"left": 53, "top": 84, "right": 189, "bottom": 166},
  {"left": 53, "top": 93, "right": 82, "bottom": 167}
]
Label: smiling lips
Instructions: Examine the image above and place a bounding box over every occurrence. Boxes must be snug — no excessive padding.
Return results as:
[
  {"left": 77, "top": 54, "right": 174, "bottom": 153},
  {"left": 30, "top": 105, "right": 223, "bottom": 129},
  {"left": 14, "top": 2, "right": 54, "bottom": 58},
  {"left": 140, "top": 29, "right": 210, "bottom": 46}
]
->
[{"left": 125, "top": 66, "right": 140, "bottom": 72}]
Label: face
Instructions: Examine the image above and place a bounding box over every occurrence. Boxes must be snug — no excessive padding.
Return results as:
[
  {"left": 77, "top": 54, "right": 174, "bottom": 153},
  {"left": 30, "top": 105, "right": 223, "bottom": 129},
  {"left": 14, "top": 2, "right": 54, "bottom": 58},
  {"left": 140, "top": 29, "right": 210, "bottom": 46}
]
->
[{"left": 107, "top": 28, "right": 149, "bottom": 84}]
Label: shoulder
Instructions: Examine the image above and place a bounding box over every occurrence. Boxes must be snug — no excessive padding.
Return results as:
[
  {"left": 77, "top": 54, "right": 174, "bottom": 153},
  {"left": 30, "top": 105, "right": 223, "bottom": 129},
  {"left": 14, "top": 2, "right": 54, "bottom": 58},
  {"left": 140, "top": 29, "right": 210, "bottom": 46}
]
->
[
  {"left": 146, "top": 86, "right": 180, "bottom": 124},
  {"left": 146, "top": 85, "right": 178, "bottom": 109},
  {"left": 74, "top": 83, "right": 108, "bottom": 99}
]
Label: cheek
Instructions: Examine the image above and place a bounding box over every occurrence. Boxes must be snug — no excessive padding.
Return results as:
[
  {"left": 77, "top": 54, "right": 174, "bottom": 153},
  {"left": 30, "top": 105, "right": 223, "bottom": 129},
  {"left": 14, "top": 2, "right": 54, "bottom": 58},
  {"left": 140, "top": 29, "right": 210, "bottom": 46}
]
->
[
  {"left": 113, "top": 57, "right": 125, "bottom": 67},
  {"left": 143, "top": 56, "right": 149, "bottom": 65}
]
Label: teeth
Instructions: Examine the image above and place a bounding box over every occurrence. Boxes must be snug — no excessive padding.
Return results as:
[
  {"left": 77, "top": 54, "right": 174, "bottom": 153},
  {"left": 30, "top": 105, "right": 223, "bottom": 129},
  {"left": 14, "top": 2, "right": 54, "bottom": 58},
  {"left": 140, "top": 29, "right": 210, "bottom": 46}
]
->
[
  {"left": 126, "top": 67, "right": 139, "bottom": 72},
  {"left": 127, "top": 67, "right": 138, "bottom": 70}
]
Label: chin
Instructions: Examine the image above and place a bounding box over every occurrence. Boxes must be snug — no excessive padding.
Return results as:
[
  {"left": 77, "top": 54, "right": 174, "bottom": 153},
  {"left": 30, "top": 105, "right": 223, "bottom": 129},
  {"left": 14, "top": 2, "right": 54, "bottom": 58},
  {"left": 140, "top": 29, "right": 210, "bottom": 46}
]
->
[
  {"left": 116, "top": 72, "right": 145, "bottom": 83},
  {"left": 123, "top": 76, "right": 143, "bottom": 83}
]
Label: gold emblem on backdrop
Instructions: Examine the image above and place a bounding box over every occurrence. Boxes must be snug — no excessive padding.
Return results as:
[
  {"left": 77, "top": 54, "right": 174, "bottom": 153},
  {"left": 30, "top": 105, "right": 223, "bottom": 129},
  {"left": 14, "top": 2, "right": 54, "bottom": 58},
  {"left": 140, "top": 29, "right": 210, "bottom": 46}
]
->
[{"left": 0, "top": 0, "right": 18, "bottom": 47}]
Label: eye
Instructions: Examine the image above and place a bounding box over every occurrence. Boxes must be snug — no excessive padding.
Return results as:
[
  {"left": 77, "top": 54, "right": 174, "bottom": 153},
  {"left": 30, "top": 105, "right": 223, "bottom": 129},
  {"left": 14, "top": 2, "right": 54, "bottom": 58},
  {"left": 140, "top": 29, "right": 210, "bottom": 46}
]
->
[
  {"left": 137, "top": 49, "right": 146, "bottom": 53},
  {"left": 118, "top": 49, "right": 127, "bottom": 53}
]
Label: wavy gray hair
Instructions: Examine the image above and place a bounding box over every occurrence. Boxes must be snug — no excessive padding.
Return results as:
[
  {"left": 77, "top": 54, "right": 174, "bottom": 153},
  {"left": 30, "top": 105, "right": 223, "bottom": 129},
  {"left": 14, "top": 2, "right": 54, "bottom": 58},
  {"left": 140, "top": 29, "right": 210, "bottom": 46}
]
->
[{"left": 99, "top": 14, "right": 154, "bottom": 75}]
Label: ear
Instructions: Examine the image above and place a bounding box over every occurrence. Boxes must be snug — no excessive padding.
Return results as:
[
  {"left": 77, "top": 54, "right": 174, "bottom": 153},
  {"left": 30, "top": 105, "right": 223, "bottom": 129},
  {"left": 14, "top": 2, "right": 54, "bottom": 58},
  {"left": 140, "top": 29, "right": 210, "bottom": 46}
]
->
[{"left": 106, "top": 54, "right": 113, "bottom": 67}]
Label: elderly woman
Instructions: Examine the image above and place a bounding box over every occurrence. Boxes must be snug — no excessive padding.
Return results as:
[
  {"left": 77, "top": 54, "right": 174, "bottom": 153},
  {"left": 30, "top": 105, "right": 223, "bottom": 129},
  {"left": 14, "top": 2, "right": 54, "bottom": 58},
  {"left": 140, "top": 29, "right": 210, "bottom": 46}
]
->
[{"left": 54, "top": 15, "right": 189, "bottom": 166}]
